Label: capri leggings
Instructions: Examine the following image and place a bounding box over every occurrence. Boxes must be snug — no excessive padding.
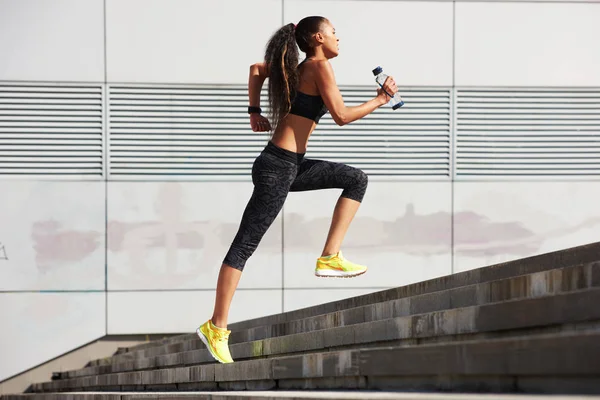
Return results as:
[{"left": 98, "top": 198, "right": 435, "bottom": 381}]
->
[{"left": 223, "top": 141, "right": 368, "bottom": 271}]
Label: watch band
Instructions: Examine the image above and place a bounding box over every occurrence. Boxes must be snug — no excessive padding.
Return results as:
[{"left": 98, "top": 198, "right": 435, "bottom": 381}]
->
[{"left": 248, "top": 106, "right": 262, "bottom": 114}]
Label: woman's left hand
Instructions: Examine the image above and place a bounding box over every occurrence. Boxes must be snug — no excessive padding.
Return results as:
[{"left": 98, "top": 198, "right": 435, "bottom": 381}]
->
[{"left": 250, "top": 114, "right": 272, "bottom": 132}]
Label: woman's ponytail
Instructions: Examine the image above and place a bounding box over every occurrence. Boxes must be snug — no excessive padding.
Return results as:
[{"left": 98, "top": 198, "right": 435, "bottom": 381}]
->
[
  {"left": 264, "top": 23, "right": 299, "bottom": 129},
  {"left": 263, "top": 17, "right": 327, "bottom": 130}
]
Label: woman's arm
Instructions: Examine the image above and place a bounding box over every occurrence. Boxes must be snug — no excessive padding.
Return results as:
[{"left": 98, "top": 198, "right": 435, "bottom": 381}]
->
[
  {"left": 248, "top": 62, "right": 272, "bottom": 132},
  {"left": 314, "top": 60, "right": 395, "bottom": 126},
  {"left": 248, "top": 62, "right": 269, "bottom": 108}
]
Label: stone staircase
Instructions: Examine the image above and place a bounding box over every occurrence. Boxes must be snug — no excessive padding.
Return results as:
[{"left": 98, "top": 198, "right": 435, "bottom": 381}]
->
[{"left": 3, "top": 242, "right": 600, "bottom": 399}]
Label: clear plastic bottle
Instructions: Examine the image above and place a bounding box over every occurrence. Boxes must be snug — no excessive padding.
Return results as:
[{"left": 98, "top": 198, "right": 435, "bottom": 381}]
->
[{"left": 372, "top": 66, "right": 404, "bottom": 110}]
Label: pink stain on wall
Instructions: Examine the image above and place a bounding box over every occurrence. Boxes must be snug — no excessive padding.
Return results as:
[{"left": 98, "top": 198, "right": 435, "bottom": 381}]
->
[
  {"left": 284, "top": 204, "right": 543, "bottom": 257},
  {"left": 31, "top": 220, "right": 101, "bottom": 269},
  {"left": 107, "top": 221, "right": 207, "bottom": 252}
]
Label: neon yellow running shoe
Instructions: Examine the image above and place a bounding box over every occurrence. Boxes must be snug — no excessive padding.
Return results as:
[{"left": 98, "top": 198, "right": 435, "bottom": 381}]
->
[
  {"left": 196, "top": 319, "right": 234, "bottom": 364},
  {"left": 315, "top": 251, "right": 367, "bottom": 278}
]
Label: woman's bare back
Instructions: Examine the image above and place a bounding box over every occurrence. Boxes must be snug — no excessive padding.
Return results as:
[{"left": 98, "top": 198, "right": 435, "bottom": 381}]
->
[{"left": 271, "top": 59, "right": 322, "bottom": 153}]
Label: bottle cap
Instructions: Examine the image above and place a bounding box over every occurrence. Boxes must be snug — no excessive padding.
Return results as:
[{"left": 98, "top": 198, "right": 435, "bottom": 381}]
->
[
  {"left": 372, "top": 66, "right": 383, "bottom": 75},
  {"left": 392, "top": 101, "right": 404, "bottom": 110}
]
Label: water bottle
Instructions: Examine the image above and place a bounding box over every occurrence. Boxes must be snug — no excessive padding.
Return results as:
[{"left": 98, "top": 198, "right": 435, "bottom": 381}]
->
[{"left": 372, "top": 66, "right": 404, "bottom": 110}]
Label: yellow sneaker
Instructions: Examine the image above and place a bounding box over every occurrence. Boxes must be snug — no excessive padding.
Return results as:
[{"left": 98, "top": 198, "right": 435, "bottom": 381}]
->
[
  {"left": 196, "top": 319, "right": 234, "bottom": 364},
  {"left": 315, "top": 251, "right": 367, "bottom": 278}
]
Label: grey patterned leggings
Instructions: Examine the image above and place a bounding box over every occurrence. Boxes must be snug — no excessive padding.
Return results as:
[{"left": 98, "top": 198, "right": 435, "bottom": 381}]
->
[{"left": 223, "top": 141, "right": 368, "bottom": 271}]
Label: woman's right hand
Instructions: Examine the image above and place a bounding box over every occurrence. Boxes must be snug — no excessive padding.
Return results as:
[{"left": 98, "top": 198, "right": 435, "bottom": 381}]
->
[
  {"left": 376, "top": 76, "right": 398, "bottom": 106},
  {"left": 250, "top": 113, "right": 272, "bottom": 132}
]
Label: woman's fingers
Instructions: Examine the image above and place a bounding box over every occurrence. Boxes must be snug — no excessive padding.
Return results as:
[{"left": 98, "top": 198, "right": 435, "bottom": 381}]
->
[
  {"left": 386, "top": 77, "right": 398, "bottom": 94},
  {"left": 257, "top": 122, "right": 270, "bottom": 132},
  {"left": 250, "top": 114, "right": 271, "bottom": 132},
  {"left": 260, "top": 118, "right": 271, "bottom": 131},
  {"left": 386, "top": 82, "right": 397, "bottom": 95}
]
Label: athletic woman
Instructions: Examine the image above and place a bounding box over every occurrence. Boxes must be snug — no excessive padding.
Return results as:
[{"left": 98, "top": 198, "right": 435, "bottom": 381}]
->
[{"left": 197, "top": 16, "right": 398, "bottom": 364}]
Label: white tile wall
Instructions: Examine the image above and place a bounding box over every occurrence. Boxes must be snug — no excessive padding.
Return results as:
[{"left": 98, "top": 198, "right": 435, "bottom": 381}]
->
[
  {"left": 454, "top": 181, "right": 600, "bottom": 273},
  {"left": 284, "top": 0, "right": 453, "bottom": 86},
  {"left": 0, "top": 0, "right": 104, "bottom": 82},
  {"left": 0, "top": 181, "right": 105, "bottom": 291},
  {"left": 282, "top": 182, "right": 453, "bottom": 288},
  {"left": 105, "top": 0, "right": 283, "bottom": 84},
  {"left": 2, "top": 0, "right": 600, "bottom": 383},
  {"left": 284, "top": 288, "right": 387, "bottom": 312},
  {"left": 455, "top": 2, "right": 600, "bottom": 86},
  {"left": 107, "top": 289, "right": 282, "bottom": 334},
  {"left": 0, "top": 292, "right": 105, "bottom": 381},
  {"left": 107, "top": 182, "right": 282, "bottom": 290}
]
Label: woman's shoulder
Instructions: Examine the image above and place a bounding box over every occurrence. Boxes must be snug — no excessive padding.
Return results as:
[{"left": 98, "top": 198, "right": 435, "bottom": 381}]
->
[
  {"left": 300, "top": 59, "right": 333, "bottom": 78},
  {"left": 300, "top": 58, "right": 331, "bottom": 68},
  {"left": 297, "top": 59, "right": 334, "bottom": 94}
]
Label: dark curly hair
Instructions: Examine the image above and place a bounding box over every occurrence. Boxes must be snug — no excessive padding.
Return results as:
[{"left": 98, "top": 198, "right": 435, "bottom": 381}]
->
[{"left": 264, "top": 16, "right": 327, "bottom": 130}]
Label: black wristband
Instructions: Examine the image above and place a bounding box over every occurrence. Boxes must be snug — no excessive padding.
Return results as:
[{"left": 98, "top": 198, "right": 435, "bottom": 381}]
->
[{"left": 248, "top": 106, "right": 262, "bottom": 114}]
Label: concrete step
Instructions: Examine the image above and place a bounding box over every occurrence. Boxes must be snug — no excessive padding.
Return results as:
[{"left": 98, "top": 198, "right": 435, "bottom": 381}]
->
[
  {"left": 77, "top": 261, "right": 599, "bottom": 372},
  {"left": 103, "top": 241, "right": 600, "bottom": 360},
  {"left": 9, "top": 392, "right": 600, "bottom": 400},
  {"left": 30, "top": 330, "right": 600, "bottom": 394},
  {"left": 4, "top": 391, "right": 600, "bottom": 400},
  {"left": 39, "top": 287, "right": 600, "bottom": 389}
]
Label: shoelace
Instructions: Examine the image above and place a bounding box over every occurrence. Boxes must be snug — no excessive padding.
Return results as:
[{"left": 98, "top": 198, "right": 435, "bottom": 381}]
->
[
  {"left": 331, "top": 253, "right": 345, "bottom": 263},
  {"left": 214, "top": 329, "right": 230, "bottom": 342}
]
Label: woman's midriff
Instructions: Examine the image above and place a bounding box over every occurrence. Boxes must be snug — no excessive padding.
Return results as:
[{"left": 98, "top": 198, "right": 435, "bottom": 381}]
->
[{"left": 269, "top": 114, "right": 317, "bottom": 154}]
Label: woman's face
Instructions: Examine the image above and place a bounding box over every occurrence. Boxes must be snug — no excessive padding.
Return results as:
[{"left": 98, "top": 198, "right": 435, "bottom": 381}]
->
[{"left": 317, "top": 20, "right": 339, "bottom": 59}]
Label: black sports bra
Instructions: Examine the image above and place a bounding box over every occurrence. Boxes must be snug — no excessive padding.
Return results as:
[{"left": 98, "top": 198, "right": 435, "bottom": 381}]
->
[
  {"left": 289, "top": 91, "right": 328, "bottom": 123},
  {"left": 288, "top": 59, "right": 329, "bottom": 123}
]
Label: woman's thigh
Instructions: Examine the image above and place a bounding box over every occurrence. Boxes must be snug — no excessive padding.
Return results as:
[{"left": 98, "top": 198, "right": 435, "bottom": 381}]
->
[{"left": 289, "top": 158, "right": 367, "bottom": 192}]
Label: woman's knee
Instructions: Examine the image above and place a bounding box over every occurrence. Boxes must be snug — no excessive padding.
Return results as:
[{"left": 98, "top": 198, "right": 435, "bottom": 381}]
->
[
  {"left": 342, "top": 167, "right": 368, "bottom": 202},
  {"left": 223, "top": 249, "right": 249, "bottom": 272}
]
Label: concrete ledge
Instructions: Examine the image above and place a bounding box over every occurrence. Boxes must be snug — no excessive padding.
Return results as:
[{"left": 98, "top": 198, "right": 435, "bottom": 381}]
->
[
  {"left": 66, "top": 263, "right": 599, "bottom": 379},
  {"left": 359, "top": 331, "right": 600, "bottom": 377},
  {"left": 229, "top": 241, "right": 600, "bottom": 331},
  {"left": 33, "top": 304, "right": 600, "bottom": 392},
  {"left": 277, "top": 377, "right": 367, "bottom": 391},
  {"left": 215, "top": 359, "right": 272, "bottom": 382},
  {"left": 6, "top": 391, "right": 600, "bottom": 399},
  {"left": 8, "top": 327, "right": 600, "bottom": 396},
  {"left": 17, "top": 243, "right": 600, "bottom": 397},
  {"left": 84, "top": 260, "right": 600, "bottom": 372},
  {"left": 104, "top": 241, "right": 600, "bottom": 361},
  {"left": 0, "top": 390, "right": 598, "bottom": 400}
]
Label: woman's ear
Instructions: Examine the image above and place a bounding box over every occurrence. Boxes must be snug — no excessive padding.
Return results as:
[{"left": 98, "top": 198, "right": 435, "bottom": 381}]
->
[{"left": 314, "top": 31, "right": 324, "bottom": 44}]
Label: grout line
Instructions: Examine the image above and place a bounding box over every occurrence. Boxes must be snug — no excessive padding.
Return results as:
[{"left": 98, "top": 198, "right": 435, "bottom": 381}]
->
[
  {"left": 316, "top": 0, "right": 600, "bottom": 2},
  {"left": 452, "top": 0, "right": 456, "bottom": 90},
  {"left": 2, "top": 80, "right": 600, "bottom": 89},
  {"left": 0, "top": 287, "right": 391, "bottom": 294},
  {"left": 450, "top": 2, "right": 455, "bottom": 274},
  {"left": 103, "top": 0, "right": 109, "bottom": 335},
  {"left": 1, "top": 178, "right": 600, "bottom": 183},
  {"left": 0, "top": 291, "right": 106, "bottom": 294}
]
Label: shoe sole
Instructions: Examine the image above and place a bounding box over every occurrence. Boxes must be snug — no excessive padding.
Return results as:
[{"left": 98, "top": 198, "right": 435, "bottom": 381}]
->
[
  {"left": 196, "top": 327, "right": 229, "bottom": 364},
  {"left": 314, "top": 269, "right": 367, "bottom": 278}
]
